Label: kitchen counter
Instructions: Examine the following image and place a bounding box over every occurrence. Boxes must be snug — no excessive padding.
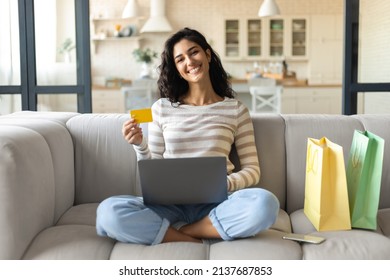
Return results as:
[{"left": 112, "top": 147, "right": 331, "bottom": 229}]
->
[
  {"left": 230, "top": 78, "right": 341, "bottom": 88},
  {"left": 231, "top": 79, "right": 342, "bottom": 114}
]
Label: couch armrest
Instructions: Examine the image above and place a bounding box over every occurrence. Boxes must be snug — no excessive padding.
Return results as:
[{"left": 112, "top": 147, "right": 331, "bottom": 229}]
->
[{"left": 0, "top": 126, "right": 55, "bottom": 259}]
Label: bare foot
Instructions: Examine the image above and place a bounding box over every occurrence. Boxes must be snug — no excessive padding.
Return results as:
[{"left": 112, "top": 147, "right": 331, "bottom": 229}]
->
[
  {"left": 162, "top": 227, "right": 202, "bottom": 243},
  {"left": 179, "top": 216, "right": 221, "bottom": 239}
]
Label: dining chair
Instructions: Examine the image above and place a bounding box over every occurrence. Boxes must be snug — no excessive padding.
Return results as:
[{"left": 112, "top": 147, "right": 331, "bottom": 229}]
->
[
  {"left": 249, "top": 83, "right": 283, "bottom": 113},
  {"left": 121, "top": 79, "right": 158, "bottom": 111}
]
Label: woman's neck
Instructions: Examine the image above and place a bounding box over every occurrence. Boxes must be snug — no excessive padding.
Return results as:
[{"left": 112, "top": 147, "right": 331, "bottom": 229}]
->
[{"left": 182, "top": 83, "right": 222, "bottom": 106}]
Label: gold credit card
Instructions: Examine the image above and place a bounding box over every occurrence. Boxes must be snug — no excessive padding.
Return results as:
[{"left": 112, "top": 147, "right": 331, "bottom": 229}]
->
[{"left": 130, "top": 108, "right": 153, "bottom": 123}]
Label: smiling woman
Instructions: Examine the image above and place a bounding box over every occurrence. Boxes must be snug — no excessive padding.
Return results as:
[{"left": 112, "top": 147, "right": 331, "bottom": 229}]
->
[
  {"left": 157, "top": 28, "right": 235, "bottom": 105},
  {"left": 96, "top": 27, "right": 280, "bottom": 246}
]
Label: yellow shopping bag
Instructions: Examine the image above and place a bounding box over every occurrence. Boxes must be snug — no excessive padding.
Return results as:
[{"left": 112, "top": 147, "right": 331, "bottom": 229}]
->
[{"left": 304, "top": 137, "right": 351, "bottom": 231}]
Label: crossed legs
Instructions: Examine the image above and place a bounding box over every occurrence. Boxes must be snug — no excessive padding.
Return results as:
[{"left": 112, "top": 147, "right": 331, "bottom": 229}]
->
[
  {"left": 96, "top": 188, "right": 279, "bottom": 245},
  {"left": 162, "top": 216, "right": 221, "bottom": 243}
]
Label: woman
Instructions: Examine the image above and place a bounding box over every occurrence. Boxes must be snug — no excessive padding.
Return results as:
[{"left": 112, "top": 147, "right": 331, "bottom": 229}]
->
[{"left": 96, "top": 28, "right": 279, "bottom": 245}]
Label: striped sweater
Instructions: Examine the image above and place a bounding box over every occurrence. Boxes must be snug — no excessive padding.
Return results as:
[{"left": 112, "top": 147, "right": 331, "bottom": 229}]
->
[{"left": 133, "top": 97, "right": 260, "bottom": 192}]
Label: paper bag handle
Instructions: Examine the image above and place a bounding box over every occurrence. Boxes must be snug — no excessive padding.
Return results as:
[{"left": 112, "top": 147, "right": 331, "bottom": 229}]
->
[{"left": 306, "top": 144, "right": 318, "bottom": 174}]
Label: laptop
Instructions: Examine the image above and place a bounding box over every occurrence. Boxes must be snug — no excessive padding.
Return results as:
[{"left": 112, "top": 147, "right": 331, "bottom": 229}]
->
[{"left": 138, "top": 157, "right": 228, "bottom": 205}]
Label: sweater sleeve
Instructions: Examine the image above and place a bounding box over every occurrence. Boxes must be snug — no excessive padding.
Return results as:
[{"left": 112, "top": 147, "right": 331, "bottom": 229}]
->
[
  {"left": 227, "top": 103, "right": 261, "bottom": 191},
  {"left": 132, "top": 100, "right": 165, "bottom": 160}
]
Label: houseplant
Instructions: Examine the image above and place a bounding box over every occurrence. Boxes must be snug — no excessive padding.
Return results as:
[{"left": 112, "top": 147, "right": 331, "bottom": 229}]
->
[{"left": 132, "top": 48, "right": 158, "bottom": 78}]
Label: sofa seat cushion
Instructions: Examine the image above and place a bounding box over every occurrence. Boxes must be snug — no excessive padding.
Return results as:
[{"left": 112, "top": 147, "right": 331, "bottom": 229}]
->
[
  {"left": 270, "top": 209, "right": 291, "bottom": 233},
  {"left": 57, "top": 203, "right": 99, "bottom": 226},
  {"left": 289, "top": 209, "right": 390, "bottom": 259},
  {"left": 110, "top": 242, "right": 208, "bottom": 260},
  {"left": 289, "top": 209, "right": 317, "bottom": 234},
  {"left": 209, "top": 229, "right": 302, "bottom": 260},
  {"left": 22, "top": 225, "right": 115, "bottom": 260},
  {"left": 301, "top": 230, "right": 390, "bottom": 259}
]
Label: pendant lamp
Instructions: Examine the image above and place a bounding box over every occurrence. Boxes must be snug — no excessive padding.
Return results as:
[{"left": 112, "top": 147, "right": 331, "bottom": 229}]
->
[
  {"left": 140, "top": 0, "right": 173, "bottom": 33},
  {"left": 122, "top": 0, "right": 139, "bottom": 18},
  {"left": 258, "top": 0, "right": 280, "bottom": 17}
]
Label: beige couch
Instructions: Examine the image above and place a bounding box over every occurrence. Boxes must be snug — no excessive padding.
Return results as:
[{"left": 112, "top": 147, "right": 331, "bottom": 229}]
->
[{"left": 1, "top": 111, "right": 389, "bottom": 260}]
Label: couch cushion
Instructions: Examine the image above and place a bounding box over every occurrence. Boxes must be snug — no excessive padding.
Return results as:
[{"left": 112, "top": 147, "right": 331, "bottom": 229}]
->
[
  {"left": 0, "top": 126, "right": 55, "bottom": 259},
  {"left": 301, "top": 230, "right": 390, "bottom": 259},
  {"left": 57, "top": 203, "right": 99, "bottom": 226},
  {"left": 250, "top": 114, "right": 286, "bottom": 209},
  {"left": 66, "top": 114, "right": 141, "bottom": 204},
  {"left": 22, "top": 225, "right": 115, "bottom": 260},
  {"left": 270, "top": 209, "right": 291, "bottom": 233},
  {"left": 289, "top": 209, "right": 390, "bottom": 259},
  {"left": 110, "top": 242, "right": 208, "bottom": 260},
  {"left": 209, "top": 229, "right": 302, "bottom": 259},
  {"left": 283, "top": 115, "right": 364, "bottom": 213}
]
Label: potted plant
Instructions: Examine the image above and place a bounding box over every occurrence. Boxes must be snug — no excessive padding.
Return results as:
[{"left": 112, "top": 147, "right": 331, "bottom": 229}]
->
[
  {"left": 58, "top": 38, "right": 75, "bottom": 63},
  {"left": 132, "top": 48, "right": 158, "bottom": 78}
]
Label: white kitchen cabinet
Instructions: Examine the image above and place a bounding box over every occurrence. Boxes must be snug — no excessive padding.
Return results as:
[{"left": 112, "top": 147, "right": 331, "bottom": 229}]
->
[
  {"left": 224, "top": 16, "right": 308, "bottom": 61},
  {"left": 92, "top": 87, "right": 125, "bottom": 113},
  {"left": 224, "top": 18, "right": 263, "bottom": 60},
  {"left": 281, "top": 87, "right": 342, "bottom": 114},
  {"left": 267, "top": 17, "right": 308, "bottom": 60},
  {"left": 308, "top": 15, "right": 343, "bottom": 85}
]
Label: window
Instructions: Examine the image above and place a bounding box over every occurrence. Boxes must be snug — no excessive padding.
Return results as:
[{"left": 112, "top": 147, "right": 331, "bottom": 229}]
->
[{"left": 0, "top": 0, "right": 91, "bottom": 114}]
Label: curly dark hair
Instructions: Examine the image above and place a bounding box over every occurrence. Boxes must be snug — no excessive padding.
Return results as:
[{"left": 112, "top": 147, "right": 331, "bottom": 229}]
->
[{"left": 157, "top": 27, "right": 235, "bottom": 104}]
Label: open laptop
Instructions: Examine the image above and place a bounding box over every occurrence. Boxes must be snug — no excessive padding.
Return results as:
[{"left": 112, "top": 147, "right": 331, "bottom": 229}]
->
[{"left": 138, "top": 157, "right": 228, "bottom": 205}]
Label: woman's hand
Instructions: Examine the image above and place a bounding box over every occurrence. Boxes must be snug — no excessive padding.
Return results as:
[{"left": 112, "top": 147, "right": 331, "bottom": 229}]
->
[{"left": 122, "top": 119, "right": 143, "bottom": 146}]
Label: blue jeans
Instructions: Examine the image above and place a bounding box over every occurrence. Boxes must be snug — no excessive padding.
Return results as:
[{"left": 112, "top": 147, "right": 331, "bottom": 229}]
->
[{"left": 96, "top": 188, "right": 279, "bottom": 245}]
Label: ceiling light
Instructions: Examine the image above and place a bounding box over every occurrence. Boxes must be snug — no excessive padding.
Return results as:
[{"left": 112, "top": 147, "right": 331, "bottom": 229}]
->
[
  {"left": 140, "top": 0, "right": 173, "bottom": 33},
  {"left": 122, "top": 0, "right": 139, "bottom": 18},
  {"left": 258, "top": 0, "right": 280, "bottom": 18}
]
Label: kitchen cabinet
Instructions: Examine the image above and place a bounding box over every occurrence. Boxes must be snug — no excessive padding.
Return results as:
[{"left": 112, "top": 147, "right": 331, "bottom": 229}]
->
[
  {"left": 224, "top": 19, "right": 263, "bottom": 60},
  {"left": 90, "top": 17, "right": 143, "bottom": 53},
  {"left": 92, "top": 87, "right": 125, "bottom": 113},
  {"left": 308, "top": 15, "right": 343, "bottom": 85},
  {"left": 281, "top": 87, "right": 342, "bottom": 114},
  {"left": 267, "top": 17, "right": 308, "bottom": 60},
  {"left": 268, "top": 19, "right": 284, "bottom": 57},
  {"left": 223, "top": 16, "right": 308, "bottom": 61}
]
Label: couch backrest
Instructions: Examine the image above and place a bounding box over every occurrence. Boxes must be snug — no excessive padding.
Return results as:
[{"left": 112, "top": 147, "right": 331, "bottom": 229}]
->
[
  {"left": 65, "top": 113, "right": 390, "bottom": 213},
  {"left": 248, "top": 114, "right": 287, "bottom": 210},
  {"left": 66, "top": 114, "right": 141, "bottom": 204},
  {"left": 283, "top": 114, "right": 365, "bottom": 213}
]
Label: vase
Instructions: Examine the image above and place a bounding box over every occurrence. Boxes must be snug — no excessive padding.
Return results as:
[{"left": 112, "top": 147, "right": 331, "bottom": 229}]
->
[
  {"left": 140, "top": 62, "right": 151, "bottom": 78},
  {"left": 64, "top": 52, "right": 71, "bottom": 63}
]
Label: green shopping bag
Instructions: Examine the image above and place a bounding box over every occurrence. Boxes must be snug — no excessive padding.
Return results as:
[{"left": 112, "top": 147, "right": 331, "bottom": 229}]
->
[{"left": 346, "top": 130, "right": 385, "bottom": 230}]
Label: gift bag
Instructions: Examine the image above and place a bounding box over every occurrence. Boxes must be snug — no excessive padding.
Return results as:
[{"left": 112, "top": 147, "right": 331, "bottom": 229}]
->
[
  {"left": 346, "top": 130, "right": 385, "bottom": 230},
  {"left": 304, "top": 137, "right": 351, "bottom": 231}
]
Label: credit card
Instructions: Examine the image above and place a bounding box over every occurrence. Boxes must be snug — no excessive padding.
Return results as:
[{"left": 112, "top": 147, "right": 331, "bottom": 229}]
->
[{"left": 130, "top": 108, "right": 153, "bottom": 123}]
